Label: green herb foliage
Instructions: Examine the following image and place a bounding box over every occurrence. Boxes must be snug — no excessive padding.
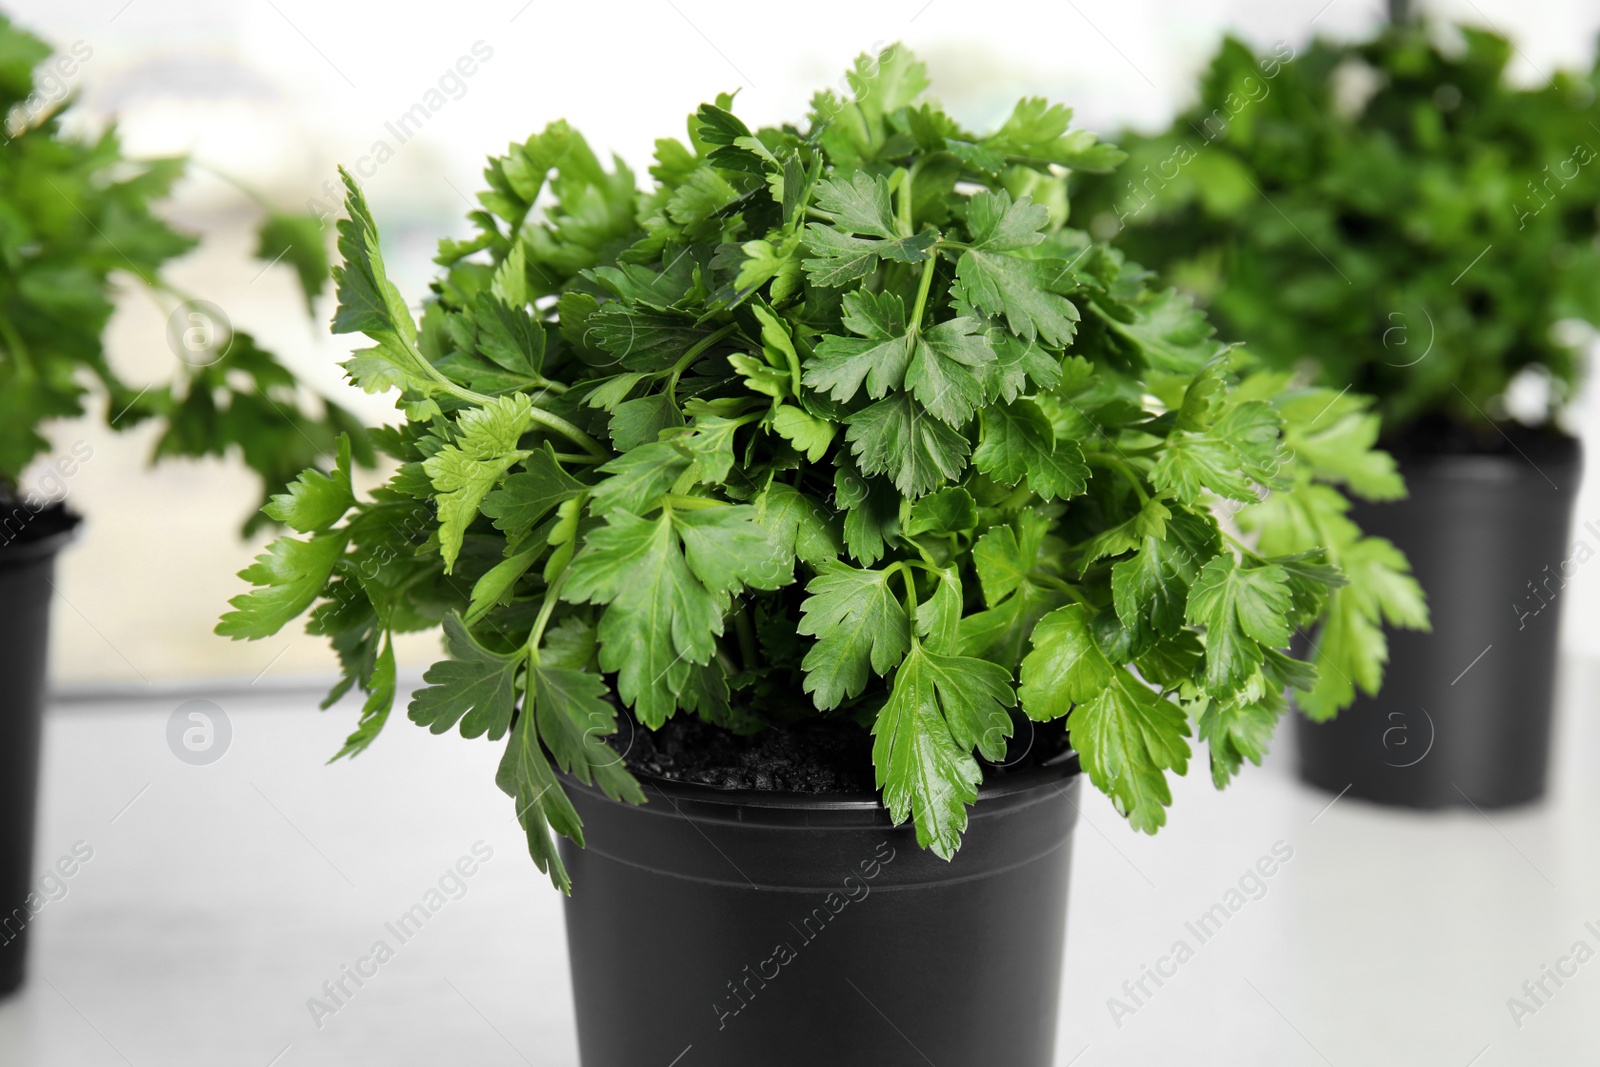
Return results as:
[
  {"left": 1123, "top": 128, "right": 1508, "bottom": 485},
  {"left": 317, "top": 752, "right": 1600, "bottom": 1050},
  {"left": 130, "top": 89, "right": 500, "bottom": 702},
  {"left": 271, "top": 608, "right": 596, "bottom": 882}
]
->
[
  {"left": 1072, "top": 22, "right": 1600, "bottom": 433},
  {"left": 0, "top": 15, "right": 367, "bottom": 523},
  {"left": 221, "top": 45, "right": 1421, "bottom": 890}
]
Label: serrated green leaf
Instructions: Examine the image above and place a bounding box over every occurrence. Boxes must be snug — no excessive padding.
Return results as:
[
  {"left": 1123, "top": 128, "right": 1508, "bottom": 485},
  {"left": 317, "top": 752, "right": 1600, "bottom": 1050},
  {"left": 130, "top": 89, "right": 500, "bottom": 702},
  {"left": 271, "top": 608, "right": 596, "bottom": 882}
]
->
[
  {"left": 798, "top": 560, "right": 911, "bottom": 710},
  {"left": 844, "top": 392, "right": 970, "bottom": 497},
  {"left": 589, "top": 442, "right": 690, "bottom": 515},
  {"left": 833, "top": 462, "right": 900, "bottom": 566},
  {"left": 562, "top": 510, "right": 729, "bottom": 726},
  {"left": 255, "top": 211, "right": 329, "bottom": 314},
  {"left": 754, "top": 482, "right": 843, "bottom": 566},
  {"left": 1020, "top": 605, "right": 1191, "bottom": 832},
  {"left": 1185, "top": 555, "right": 1294, "bottom": 697},
  {"left": 972, "top": 399, "right": 1088, "bottom": 501},
  {"left": 771, "top": 405, "right": 835, "bottom": 462},
  {"left": 409, "top": 614, "right": 522, "bottom": 739},
  {"left": 872, "top": 643, "right": 1012, "bottom": 859},
  {"left": 480, "top": 446, "right": 585, "bottom": 545},
  {"left": 331, "top": 633, "right": 395, "bottom": 760},
  {"left": 217, "top": 530, "right": 349, "bottom": 639},
  {"left": 264, "top": 435, "right": 355, "bottom": 533},
  {"left": 906, "top": 487, "right": 977, "bottom": 538},
  {"left": 424, "top": 394, "right": 535, "bottom": 572},
  {"left": 1110, "top": 506, "right": 1220, "bottom": 639}
]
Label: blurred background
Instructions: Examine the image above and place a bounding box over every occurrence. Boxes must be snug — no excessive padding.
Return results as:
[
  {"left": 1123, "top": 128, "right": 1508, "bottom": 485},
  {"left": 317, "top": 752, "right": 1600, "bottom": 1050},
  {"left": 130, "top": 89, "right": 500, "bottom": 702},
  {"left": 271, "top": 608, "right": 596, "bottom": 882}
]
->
[
  {"left": 5, "top": 3, "right": 1600, "bottom": 1067},
  {"left": 7, "top": 0, "right": 1600, "bottom": 689}
]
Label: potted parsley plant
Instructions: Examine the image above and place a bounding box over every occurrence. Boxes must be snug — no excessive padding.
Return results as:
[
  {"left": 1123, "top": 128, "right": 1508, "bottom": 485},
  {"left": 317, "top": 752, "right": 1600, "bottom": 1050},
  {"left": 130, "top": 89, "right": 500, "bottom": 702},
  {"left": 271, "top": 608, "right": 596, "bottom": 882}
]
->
[
  {"left": 0, "top": 14, "right": 366, "bottom": 996},
  {"left": 221, "top": 45, "right": 1420, "bottom": 1065},
  {"left": 1075, "top": 22, "right": 1593, "bottom": 808}
]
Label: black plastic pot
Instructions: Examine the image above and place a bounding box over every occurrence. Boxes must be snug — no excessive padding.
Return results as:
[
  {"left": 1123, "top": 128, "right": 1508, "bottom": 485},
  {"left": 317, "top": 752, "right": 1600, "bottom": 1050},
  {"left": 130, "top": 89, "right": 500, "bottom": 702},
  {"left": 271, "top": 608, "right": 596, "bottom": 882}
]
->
[
  {"left": 0, "top": 502, "right": 79, "bottom": 997},
  {"left": 558, "top": 749, "right": 1082, "bottom": 1067},
  {"left": 1296, "top": 439, "right": 1582, "bottom": 808}
]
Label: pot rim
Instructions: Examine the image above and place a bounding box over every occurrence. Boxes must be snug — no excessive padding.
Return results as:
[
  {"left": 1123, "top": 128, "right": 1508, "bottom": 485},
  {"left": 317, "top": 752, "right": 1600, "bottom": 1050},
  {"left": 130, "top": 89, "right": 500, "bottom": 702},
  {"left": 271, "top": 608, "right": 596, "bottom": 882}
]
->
[
  {"left": 0, "top": 503, "right": 83, "bottom": 570},
  {"left": 1390, "top": 435, "right": 1582, "bottom": 483},
  {"left": 563, "top": 745, "right": 1083, "bottom": 829}
]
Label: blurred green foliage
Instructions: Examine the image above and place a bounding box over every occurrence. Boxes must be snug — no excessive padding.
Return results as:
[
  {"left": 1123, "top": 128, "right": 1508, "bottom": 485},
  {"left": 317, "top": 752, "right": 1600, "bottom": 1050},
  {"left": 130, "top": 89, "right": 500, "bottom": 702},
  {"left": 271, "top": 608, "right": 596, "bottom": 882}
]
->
[
  {"left": 1073, "top": 23, "right": 1600, "bottom": 435},
  {"left": 0, "top": 14, "right": 367, "bottom": 528}
]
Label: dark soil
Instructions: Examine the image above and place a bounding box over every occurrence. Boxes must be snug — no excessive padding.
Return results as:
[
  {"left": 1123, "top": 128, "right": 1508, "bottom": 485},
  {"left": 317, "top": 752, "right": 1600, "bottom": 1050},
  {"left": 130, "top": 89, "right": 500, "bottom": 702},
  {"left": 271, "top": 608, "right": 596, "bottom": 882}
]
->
[
  {"left": 614, "top": 710, "right": 1072, "bottom": 795},
  {"left": 1384, "top": 413, "right": 1579, "bottom": 464}
]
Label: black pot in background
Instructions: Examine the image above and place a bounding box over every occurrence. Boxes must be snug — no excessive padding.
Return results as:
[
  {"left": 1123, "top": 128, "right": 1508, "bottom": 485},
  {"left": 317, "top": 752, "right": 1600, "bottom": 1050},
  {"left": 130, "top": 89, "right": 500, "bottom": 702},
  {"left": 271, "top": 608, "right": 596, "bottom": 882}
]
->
[
  {"left": 0, "top": 502, "right": 80, "bottom": 997},
  {"left": 1296, "top": 438, "right": 1583, "bottom": 808},
  {"left": 559, "top": 751, "right": 1082, "bottom": 1067}
]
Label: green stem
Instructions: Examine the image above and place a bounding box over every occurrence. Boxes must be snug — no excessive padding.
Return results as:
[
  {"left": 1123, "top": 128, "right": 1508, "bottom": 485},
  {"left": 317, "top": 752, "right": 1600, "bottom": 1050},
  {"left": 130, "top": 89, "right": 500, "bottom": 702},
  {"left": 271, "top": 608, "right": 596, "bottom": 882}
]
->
[
  {"left": 523, "top": 402, "right": 609, "bottom": 461},
  {"left": 525, "top": 571, "right": 569, "bottom": 662},
  {"left": 897, "top": 161, "right": 918, "bottom": 238},
  {"left": 0, "top": 311, "right": 33, "bottom": 379},
  {"left": 908, "top": 254, "right": 938, "bottom": 335},
  {"left": 893, "top": 560, "right": 922, "bottom": 620},
  {"left": 895, "top": 533, "right": 941, "bottom": 569},
  {"left": 426, "top": 370, "right": 607, "bottom": 461},
  {"left": 1086, "top": 452, "right": 1150, "bottom": 503},
  {"left": 667, "top": 322, "right": 740, "bottom": 406},
  {"left": 1221, "top": 530, "right": 1264, "bottom": 563},
  {"left": 1031, "top": 573, "right": 1094, "bottom": 608},
  {"left": 663, "top": 494, "right": 730, "bottom": 510},
  {"left": 733, "top": 607, "right": 758, "bottom": 671}
]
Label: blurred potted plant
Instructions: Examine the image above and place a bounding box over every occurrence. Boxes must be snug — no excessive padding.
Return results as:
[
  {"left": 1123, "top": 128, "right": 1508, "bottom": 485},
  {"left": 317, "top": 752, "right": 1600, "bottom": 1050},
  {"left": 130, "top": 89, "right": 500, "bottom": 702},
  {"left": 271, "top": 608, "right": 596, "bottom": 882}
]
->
[
  {"left": 1073, "top": 22, "right": 1592, "bottom": 807},
  {"left": 222, "top": 45, "right": 1419, "bottom": 1065},
  {"left": 0, "top": 15, "right": 367, "bottom": 995}
]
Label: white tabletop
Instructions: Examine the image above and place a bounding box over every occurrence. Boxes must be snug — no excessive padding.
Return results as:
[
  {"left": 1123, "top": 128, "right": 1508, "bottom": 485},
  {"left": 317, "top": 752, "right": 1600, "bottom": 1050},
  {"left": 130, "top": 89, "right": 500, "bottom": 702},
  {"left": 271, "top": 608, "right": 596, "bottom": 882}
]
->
[{"left": 4, "top": 658, "right": 1598, "bottom": 1066}]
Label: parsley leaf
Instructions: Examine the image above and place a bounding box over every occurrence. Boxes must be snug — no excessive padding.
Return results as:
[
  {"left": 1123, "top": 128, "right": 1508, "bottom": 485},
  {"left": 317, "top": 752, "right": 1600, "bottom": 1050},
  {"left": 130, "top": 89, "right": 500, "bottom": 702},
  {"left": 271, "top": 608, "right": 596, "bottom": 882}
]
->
[
  {"left": 844, "top": 392, "right": 970, "bottom": 497},
  {"left": 797, "top": 561, "right": 911, "bottom": 710},
  {"left": 1020, "top": 605, "right": 1191, "bottom": 831},
  {"left": 873, "top": 643, "right": 1015, "bottom": 858},
  {"left": 410, "top": 614, "right": 522, "bottom": 740},
  {"left": 424, "top": 394, "right": 535, "bottom": 572},
  {"left": 972, "top": 399, "right": 1088, "bottom": 500},
  {"left": 1184, "top": 555, "right": 1294, "bottom": 697},
  {"left": 952, "top": 191, "right": 1080, "bottom": 347}
]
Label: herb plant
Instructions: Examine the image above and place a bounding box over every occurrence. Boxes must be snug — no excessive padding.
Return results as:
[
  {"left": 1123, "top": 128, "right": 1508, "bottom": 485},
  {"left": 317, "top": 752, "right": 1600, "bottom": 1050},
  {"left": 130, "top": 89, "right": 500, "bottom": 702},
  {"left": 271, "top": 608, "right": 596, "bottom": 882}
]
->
[
  {"left": 0, "top": 15, "right": 368, "bottom": 523},
  {"left": 1072, "top": 22, "right": 1600, "bottom": 435},
  {"left": 220, "top": 45, "right": 1423, "bottom": 890}
]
